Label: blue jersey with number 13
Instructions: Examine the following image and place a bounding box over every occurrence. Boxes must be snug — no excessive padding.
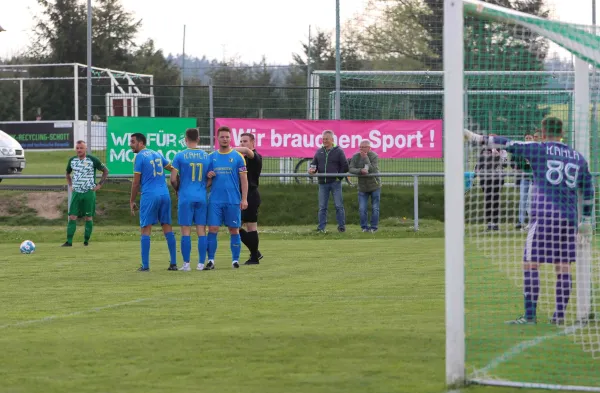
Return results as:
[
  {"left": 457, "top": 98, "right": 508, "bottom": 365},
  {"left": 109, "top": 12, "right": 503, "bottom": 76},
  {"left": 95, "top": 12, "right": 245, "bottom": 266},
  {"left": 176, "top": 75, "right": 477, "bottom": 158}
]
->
[{"left": 133, "top": 148, "right": 170, "bottom": 196}]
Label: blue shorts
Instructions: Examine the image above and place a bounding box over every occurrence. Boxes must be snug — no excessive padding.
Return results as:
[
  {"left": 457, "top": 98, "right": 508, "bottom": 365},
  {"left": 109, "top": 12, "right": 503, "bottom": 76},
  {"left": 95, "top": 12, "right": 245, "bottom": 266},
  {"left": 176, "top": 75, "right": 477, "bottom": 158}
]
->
[
  {"left": 524, "top": 216, "right": 576, "bottom": 263},
  {"left": 207, "top": 203, "right": 241, "bottom": 228},
  {"left": 139, "top": 193, "right": 172, "bottom": 228},
  {"left": 178, "top": 199, "right": 208, "bottom": 226}
]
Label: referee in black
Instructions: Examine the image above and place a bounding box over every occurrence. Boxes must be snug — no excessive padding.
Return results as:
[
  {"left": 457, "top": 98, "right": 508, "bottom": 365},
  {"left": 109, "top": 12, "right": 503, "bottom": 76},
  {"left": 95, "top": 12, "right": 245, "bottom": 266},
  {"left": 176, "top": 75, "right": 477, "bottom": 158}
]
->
[{"left": 235, "top": 133, "right": 263, "bottom": 265}]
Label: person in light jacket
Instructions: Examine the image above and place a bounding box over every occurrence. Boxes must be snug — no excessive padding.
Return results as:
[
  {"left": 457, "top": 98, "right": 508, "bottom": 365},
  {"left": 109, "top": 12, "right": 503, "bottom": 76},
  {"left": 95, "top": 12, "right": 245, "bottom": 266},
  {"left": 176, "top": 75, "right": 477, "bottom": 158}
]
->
[{"left": 348, "top": 140, "right": 381, "bottom": 233}]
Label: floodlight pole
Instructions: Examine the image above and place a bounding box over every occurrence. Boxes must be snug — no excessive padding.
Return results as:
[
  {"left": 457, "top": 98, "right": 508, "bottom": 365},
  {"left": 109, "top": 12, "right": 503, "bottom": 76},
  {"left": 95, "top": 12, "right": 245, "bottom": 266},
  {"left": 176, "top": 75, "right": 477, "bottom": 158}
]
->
[
  {"left": 179, "top": 25, "right": 186, "bottom": 118},
  {"left": 86, "top": 0, "right": 92, "bottom": 153},
  {"left": 334, "top": 0, "right": 341, "bottom": 120}
]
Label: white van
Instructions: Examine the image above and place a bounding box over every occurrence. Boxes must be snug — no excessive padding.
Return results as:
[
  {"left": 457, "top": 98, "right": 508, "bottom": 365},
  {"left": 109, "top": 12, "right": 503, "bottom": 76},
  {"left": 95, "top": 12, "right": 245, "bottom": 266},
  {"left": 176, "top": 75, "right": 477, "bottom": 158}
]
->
[{"left": 0, "top": 129, "right": 26, "bottom": 176}]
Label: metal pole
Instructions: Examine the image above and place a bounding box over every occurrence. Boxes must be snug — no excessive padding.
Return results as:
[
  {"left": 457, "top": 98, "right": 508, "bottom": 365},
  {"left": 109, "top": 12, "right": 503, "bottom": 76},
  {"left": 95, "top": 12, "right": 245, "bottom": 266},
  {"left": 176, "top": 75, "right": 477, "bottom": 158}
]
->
[
  {"left": 413, "top": 175, "right": 419, "bottom": 232},
  {"left": 334, "top": 0, "right": 341, "bottom": 120},
  {"left": 86, "top": 0, "right": 92, "bottom": 154},
  {"left": 592, "top": 0, "right": 599, "bottom": 227},
  {"left": 19, "top": 79, "right": 24, "bottom": 121},
  {"left": 73, "top": 64, "right": 79, "bottom": 122},
  {"left": 306, "top": 25, "right": 312, "bottom": 120},
  {"left": 209, "top": 81, "right": 215, "bottom": 151},
  {"left": 179, "top": 25, "right": 186, "bottom": 118}
]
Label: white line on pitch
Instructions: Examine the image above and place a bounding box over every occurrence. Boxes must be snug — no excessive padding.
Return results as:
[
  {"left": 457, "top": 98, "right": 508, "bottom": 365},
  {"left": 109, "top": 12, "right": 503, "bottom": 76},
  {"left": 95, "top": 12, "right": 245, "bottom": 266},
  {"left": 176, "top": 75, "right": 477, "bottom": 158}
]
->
[
  {"left": 471, "top": 325, "right": 580, "bottom": 377},
  {"left": 0, "top": 298, "right": 151, "bottom": 330}
]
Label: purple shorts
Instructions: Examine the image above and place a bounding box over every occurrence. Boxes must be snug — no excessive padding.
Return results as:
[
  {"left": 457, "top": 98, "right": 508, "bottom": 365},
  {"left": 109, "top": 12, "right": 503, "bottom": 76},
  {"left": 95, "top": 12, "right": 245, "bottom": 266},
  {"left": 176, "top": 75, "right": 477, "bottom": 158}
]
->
[{"left": 524, "top": 216, "right": 576, "bottom": 263}]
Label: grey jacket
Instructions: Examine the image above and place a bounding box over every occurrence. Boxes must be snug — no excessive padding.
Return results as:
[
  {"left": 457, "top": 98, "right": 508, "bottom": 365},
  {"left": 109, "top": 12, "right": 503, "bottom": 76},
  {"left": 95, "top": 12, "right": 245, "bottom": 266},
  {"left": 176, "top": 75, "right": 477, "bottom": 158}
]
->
[
  {"left": 348, "top": 151, "right": 381, "bottom": 192},
  {"left": 310, "top": 145, "right": 349, "bottom": 184}
]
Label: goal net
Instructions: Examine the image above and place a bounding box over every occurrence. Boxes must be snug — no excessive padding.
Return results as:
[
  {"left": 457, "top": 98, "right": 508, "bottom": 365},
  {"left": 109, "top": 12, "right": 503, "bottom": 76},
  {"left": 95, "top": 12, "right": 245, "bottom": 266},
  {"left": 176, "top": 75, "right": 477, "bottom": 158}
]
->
[{"left": 445, "top": 0, "right": 600, "bottom": 391}]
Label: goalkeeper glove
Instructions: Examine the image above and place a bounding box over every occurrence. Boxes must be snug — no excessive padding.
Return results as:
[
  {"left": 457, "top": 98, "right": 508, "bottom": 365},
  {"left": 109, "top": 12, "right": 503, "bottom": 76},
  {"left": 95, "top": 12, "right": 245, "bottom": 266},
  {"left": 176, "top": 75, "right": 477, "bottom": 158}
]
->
[
  {"left": 464, "top": 129, "right": 484, "bottom": 144},
  {"left": 578, "top": 216, "right": 593, "bottom": 245}
]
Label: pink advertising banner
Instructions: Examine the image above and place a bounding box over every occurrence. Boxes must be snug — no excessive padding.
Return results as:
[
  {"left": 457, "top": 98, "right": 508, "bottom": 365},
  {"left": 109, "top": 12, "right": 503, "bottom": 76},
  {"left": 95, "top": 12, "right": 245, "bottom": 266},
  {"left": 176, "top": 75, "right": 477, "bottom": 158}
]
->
[{"left": 214, "top": 118, "right": 443, "bottom": 159}]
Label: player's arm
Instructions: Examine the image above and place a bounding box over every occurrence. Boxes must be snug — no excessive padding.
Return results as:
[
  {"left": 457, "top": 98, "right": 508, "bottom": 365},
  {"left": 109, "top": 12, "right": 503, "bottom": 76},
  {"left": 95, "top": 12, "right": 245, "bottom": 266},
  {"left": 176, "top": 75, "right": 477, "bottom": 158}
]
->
[
  {"left": 239, "top": 171, "right": 248, "bottom": 210},
  {"left": 235, "top": 147, "right": 254, "bottom": 159},
  {"left": 130, "top": 156, "right": 143, "bottom": 215},
  {"left": 464, "top": 129, "right": 535, "bottom": 160},
  {"left": 65, "top": 159, "right": 73, "bottom": 188},
  {"left": 93, "top": 157, "right": 109, "bottom": 190},
  {"left": 170, "top": 156, "right": 180, "bottom": 191}
]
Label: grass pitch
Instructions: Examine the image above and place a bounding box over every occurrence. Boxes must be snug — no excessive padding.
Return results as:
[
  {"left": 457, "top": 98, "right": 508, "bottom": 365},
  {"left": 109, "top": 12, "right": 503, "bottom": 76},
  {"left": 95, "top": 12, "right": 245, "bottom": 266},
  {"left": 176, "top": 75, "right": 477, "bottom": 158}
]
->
[{"left": 0, "top": 225, "right": 599, "bottom": 393}]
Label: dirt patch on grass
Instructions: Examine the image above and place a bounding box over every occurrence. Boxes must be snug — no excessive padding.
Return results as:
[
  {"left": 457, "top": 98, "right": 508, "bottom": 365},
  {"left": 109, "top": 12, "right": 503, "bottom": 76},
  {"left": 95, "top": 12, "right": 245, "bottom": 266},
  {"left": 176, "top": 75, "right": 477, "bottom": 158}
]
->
[
  {"left": 0, "top": 198, "right": 11, "bottom": 216},
  {"left": 27, "top": 192, "right": 65, "bottom": 220}
]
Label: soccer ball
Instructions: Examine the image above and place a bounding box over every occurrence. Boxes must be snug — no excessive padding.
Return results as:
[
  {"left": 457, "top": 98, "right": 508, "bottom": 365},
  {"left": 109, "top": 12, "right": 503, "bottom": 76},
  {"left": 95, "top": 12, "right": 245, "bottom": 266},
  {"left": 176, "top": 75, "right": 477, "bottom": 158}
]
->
[{"left": 19, "top": 240, "right": 36, "bottom": 254}]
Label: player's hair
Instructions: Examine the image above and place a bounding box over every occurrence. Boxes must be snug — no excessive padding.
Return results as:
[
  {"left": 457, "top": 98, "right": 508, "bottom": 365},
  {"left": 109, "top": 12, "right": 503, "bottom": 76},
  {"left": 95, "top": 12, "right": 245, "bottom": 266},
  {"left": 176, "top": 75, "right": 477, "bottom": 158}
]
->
[
  {"left": 217, "top": 126, "right": 231, "bottom": 134},
  {"left": 131, "top": 133, "right": 147, "bottom": 145},
  {"left": 76, "top": 140, "right": 86, "bottom": 145},
  {"left": 240, "top": 133, "right": 255, "bottom": 141},
  {"left": 541, "top": 117, "right": 563, "bottom": 136},
  {"left": 185, "top": 128, "right": 199, "bottom": 142}
]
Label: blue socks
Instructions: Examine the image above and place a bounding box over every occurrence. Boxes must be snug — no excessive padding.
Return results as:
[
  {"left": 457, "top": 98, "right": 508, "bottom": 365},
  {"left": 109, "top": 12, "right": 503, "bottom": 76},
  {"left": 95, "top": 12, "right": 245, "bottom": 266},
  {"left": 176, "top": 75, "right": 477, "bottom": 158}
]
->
[
  {"left": 165, "top": 232, "right": 177, "bottom": 266},
  {"left": 524, "top": 270, "right": 540, "bottom": 320},
  {"left": 207, "top": 232, "right": 218, "bottom": 260},
  {"left": 556, "top": 273, "right": 572, "bottom": 320},
  {"left": 141, "top": 235, "right": 151, "bottom": 269},
  {"left": 198, "top": 236, "right": 207, "bottom": 264},
  {"left": 181, "top": 236, "right": 191, "bottom": 263},
  {"left": 230, "top": 234, "right": 241, "bottom": 262}
]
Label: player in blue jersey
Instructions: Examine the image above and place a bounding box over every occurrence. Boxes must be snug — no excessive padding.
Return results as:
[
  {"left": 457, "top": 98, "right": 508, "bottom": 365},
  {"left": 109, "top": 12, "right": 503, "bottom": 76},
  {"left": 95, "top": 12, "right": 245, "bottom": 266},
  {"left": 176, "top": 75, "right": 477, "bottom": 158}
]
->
[
  {"left": 204, "top": 126, "right": 248, "bottom": 270},
  {"left": 129, "top": 133, "right": 178, "bottom": 272},
  {"left": 170, "top": 128, "right": 212, "bottom": 272},
  {"left": 465, "top": 117, "right": 595, "bottom": 325}
]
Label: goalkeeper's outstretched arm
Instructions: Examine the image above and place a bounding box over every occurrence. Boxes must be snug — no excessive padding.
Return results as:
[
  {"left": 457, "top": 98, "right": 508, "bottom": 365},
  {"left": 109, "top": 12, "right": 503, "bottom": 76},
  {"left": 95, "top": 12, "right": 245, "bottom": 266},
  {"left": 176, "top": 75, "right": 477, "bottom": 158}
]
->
[{"left": 464, "top": 129, "right": 535, "bottom": 159}]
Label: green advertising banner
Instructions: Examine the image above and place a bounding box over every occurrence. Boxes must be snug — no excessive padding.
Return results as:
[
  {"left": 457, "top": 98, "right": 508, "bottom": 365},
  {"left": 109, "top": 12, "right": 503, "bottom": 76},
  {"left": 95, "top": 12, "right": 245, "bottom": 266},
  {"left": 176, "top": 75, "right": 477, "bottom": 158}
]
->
[{"left": 106, "top": 117, "right": 197, "bottom": 175}]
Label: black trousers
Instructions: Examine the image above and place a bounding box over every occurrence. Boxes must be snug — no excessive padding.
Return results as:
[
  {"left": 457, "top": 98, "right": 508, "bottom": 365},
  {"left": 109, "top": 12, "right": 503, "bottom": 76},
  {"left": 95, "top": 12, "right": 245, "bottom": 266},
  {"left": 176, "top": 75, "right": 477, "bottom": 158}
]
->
[{"left": 480, "top": 179, "right": 503, "bottom": 224}]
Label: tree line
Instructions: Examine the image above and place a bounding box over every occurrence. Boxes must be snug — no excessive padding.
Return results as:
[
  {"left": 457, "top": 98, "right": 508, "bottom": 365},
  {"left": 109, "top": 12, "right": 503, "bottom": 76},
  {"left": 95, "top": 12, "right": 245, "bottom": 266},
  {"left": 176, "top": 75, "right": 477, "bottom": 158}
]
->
[{"left": 0, "top": 0, "right": 559, "bottom": 136}]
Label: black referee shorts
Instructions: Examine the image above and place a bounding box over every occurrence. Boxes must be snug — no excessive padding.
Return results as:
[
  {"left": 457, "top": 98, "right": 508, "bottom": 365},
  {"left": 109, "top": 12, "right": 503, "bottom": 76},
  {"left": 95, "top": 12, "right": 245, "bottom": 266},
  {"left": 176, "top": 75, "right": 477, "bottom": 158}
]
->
[{"left": 242, "top": 189, "right": 261, "bottom": 223}]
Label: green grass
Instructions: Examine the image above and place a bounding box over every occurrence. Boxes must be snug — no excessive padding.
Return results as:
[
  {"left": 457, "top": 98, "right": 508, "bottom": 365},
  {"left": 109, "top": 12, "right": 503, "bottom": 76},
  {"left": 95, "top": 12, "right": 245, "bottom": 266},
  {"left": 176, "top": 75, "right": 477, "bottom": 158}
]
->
[{"left": 0, "top": 225, "right": 598, "bottom": 393}]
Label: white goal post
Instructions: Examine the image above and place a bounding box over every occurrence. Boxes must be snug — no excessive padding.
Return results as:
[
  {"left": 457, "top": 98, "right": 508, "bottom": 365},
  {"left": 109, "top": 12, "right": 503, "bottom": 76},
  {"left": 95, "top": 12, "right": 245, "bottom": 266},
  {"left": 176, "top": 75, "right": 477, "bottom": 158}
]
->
[{"left": 445, "top": 0, "right": 598, "bottom": 391}]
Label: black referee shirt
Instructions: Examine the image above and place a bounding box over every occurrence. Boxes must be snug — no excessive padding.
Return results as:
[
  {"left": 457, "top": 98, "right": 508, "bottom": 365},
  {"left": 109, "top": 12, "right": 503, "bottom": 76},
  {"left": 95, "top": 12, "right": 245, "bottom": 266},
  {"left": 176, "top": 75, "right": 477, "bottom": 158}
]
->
[{"left": 245, "top": 149, "right": 262, "bottom": 191}]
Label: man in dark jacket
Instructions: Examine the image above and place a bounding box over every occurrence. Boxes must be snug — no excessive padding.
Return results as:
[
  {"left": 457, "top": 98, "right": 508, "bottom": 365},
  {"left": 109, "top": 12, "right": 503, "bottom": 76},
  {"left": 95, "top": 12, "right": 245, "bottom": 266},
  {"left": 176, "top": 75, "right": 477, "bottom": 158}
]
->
[{"left": 308, "top": 130, "right": 349, "bottom": 232}]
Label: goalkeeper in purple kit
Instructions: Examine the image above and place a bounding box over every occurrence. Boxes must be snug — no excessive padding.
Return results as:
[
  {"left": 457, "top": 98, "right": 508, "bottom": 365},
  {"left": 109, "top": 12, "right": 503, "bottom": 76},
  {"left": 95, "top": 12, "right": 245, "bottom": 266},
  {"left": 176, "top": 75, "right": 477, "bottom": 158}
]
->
[{"left": 465, "top": 117, "right": 595, "bottom": 325}]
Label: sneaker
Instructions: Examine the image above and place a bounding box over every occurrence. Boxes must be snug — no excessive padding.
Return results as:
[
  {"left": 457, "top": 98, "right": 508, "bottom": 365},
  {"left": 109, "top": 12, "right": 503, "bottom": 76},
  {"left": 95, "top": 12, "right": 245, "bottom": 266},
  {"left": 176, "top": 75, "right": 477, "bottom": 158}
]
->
[
  {"left": 515, "top": 223, "right": 522, "bottom": 230},
  {"left": 137, "top": 266, "right": 150, "bottom": 272},
  {"left": 316, "top": 229, "right": 326, "bottom": 233},
  {"left": 232, "top": 261, "right": 240, "bottom": 269},
  {"left": 205, "top": 260, "right": 215, "bottom": 270},
  {"left": 61, "top": 242, "right": 72, "bottom": 247},
  {"left": 338, "top": 227, "right": 346, "bottom": 233},
  {"left": 167, "top": 264, "right": 178, "bottom": 271},
  {"left": 179, "top": 263, "right": 191, "bottom": 271},
  {"left": 361, "top": 228, "right": 370, "bottom": 233},
  {"left": 197, "top": 263, "right": 205, "bottom": 271},
  {"left": 505, "top": 315, "right": 536, "bottom": 325},
  {"left": 83, "top": 241, "right": 89, "bottom": 246},
  {"left": 370, "top": 228, "right": 378, "bottom": 233},
  {"left": 244, "top": 259, "right": 260, "bottom": 265},
  {"left": 550, "top": 312, "right": 565, "bottom": 326},
  {"left": 257, "top": 251, "right": 263, "bottom": 260}
]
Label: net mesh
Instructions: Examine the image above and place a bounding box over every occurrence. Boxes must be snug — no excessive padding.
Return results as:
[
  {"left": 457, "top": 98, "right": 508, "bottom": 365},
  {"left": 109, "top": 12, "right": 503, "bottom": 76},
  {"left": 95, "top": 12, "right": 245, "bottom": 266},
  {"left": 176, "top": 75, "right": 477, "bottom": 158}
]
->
[{"left": 457, "top": 1, "right": 600, "bottom": 390}]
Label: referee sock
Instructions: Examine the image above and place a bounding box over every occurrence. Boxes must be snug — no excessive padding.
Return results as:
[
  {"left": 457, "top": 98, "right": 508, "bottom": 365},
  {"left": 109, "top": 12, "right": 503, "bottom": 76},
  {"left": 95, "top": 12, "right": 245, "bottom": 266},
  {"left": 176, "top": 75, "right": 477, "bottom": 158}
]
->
[
  {"left": 66, "top": 220, "right": 76, "bottom": 244},
  {"left": 247, "top": 230, "right": 260, "bottom": 260},
  {"left": 141, "top": 235, "right": 151, "bottom": 269},
  {"left": 165, "top": 232, "right": 177, "bottom": 266},
  {"left": 230, "top": 234, "right": 241, "bottom": 262},
  {"left": 523, "top": 269, "right": 540, "bottom": 320},
  {"left": 239, "top": 228, "right": 250, "bottom": 251},
  {"left": 198, "top": 236, "right": 207, "bottom": 264},
  {"left": 207, "top": 232, "right": 218, "bottom": 260},
  {"left": 181, "top": 236, "right": 191, "bottom": 263}
]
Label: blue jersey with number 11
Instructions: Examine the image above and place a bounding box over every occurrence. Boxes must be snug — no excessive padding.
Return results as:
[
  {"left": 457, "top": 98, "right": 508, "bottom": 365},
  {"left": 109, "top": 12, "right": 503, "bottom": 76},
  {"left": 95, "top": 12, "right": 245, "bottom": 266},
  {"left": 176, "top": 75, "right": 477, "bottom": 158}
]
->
[
  {"left": 133, "top": 148, "right": 170, "bottom": 196},
  {"left": 172, "top": 148, "right": 211, "bottom": 202},
  {"left": 492, "top": 137, "right": 594, "bottom": 226}
]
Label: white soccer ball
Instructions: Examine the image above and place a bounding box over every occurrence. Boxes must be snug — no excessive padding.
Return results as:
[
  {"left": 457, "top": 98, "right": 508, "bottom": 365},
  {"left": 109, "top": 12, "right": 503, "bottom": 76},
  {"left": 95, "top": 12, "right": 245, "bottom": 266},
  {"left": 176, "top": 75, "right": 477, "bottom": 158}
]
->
[{"left": 20, "top": 240, "right": 36, "bottom": 254}]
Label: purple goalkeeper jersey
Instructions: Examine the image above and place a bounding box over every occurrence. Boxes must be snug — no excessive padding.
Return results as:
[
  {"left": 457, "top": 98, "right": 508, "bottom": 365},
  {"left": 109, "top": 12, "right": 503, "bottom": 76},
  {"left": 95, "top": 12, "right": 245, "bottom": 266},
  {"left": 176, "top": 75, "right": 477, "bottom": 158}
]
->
[{"left": 490, "top": 137, "right": 594, "bottom": 227}]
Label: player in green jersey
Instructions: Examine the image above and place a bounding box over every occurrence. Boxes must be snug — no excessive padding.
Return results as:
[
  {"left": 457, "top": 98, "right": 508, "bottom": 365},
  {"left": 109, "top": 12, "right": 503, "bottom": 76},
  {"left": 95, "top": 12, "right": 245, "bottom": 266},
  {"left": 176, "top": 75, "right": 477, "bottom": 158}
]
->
[{"left": 62, "top": 140, "right": 109, "bottom": 247}]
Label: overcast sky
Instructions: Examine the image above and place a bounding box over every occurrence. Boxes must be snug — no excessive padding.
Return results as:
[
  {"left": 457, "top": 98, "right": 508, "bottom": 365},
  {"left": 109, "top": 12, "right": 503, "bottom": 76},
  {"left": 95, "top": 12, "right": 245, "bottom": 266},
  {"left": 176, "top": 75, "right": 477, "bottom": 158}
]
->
[{"left": 0, "top": 0, "right": 595, "bottom": 65}]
